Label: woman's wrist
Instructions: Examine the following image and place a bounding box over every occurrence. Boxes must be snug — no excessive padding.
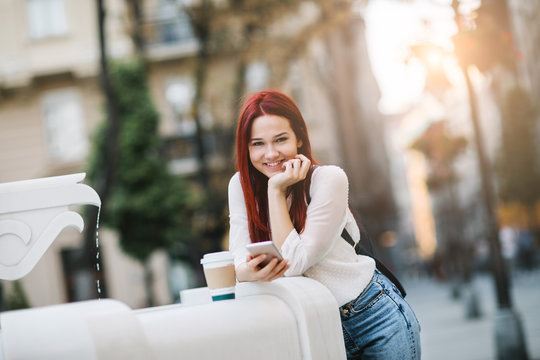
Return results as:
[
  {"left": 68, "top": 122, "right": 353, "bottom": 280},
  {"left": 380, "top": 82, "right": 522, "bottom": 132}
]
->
[
  {"left": 267, "top": 182, "right": 287, "bottom": 197},
  {"left": 235, "top": 262, "right": 253, "bottom": 282}
]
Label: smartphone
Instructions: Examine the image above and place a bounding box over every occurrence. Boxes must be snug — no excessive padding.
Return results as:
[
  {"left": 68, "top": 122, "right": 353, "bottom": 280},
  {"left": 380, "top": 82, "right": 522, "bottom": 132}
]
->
[{"left": 245, "top": 241, "right": 283, "bottom": 268}]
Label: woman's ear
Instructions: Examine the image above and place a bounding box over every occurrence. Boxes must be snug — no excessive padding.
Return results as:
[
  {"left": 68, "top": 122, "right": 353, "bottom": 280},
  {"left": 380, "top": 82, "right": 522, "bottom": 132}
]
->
[{"left": 297, "top": 139, "right": 303, "bottom": 148}]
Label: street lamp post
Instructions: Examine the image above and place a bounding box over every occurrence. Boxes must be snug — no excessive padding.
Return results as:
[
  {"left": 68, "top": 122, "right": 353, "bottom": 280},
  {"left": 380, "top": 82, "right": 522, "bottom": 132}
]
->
[{"left": 462, "top": 65, "right": 529, "bottom": 360}]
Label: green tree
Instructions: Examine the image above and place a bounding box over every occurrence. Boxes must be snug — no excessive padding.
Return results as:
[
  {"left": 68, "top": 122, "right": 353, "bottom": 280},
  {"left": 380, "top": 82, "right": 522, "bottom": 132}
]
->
[
  {"left": 496, "top": 85, "right": 540, "bottom": 225},
  {"left": 410, "top": 121, "right": 467, "bottom": 191},
  {"left": 87, "top": 60, "right": 202, "bottom": 306},
  {"left": 5, "top": 280, "right": 31, "bottom": 311}
]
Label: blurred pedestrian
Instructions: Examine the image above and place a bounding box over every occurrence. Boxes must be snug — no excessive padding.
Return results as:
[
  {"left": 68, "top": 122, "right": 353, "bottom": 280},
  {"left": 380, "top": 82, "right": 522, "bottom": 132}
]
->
[
  {"left": 228, "top": 90, "right": 421, "bottom": 360},
  {"left": 516, "top": 228, "right": 536, "bottom": 271},
  {"left": 499, "top": 226, "right": 518, "bottom": 272}
]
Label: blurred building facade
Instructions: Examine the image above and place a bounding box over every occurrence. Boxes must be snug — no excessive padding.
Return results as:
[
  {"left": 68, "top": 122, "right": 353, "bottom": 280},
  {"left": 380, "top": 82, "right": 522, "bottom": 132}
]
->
[
  {"left": 402, "top": 0, "right": 540, "bottom": 279},
  {"left": 0, "top": 0, "right": 177, "bottom": 309},
  {"left": 0, "top": 0, "right": 407, "bottom": 309},
  {"left": 508, "top": 0, "right": 540, "bottom": 110}
]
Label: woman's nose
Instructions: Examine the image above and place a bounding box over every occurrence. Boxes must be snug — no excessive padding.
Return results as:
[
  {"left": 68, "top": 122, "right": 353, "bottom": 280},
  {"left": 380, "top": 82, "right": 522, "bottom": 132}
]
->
[{"left": 265, "top": 145, "right": 278, "bottom": 159}]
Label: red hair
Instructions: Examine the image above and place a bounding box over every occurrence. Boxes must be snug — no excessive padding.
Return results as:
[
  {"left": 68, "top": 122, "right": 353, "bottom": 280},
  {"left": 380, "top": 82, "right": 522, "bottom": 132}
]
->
[{"left": 235, "top": 90, "right": 319, "bottom": 243}]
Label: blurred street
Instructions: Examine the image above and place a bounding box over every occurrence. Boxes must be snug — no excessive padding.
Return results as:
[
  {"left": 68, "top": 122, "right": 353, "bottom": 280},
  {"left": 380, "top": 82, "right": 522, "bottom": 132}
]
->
[{"left": 405, "top": 270, "right": 540, "bottom": 360}]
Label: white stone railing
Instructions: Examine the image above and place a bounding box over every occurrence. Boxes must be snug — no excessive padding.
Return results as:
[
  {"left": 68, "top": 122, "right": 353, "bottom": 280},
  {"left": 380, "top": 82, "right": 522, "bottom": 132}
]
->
[
  {"left": 0, "top": 277, "right": 347, "bottom": 360},
  {"left": 0, "top": 173, "right": 346, "bottom": 359}
]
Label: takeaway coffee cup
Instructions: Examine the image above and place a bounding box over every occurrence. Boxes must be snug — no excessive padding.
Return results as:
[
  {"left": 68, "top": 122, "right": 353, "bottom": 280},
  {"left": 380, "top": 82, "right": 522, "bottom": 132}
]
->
[{"left": 200, "top": 251, "right": 236, "bottom": 301}]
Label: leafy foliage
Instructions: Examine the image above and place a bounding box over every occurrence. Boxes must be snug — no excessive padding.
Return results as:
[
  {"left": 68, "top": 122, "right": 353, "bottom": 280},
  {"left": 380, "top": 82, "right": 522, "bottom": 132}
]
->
[
  {"left": 5, "top": 280, "right": 31, "bottom": 311},
  {"left": 452, "top": 2, "right": 516, "bottom": 72},
  {"left": 410, "top": 121, "right": 468, "bottom": 190},
  {"left": 495, "top": 86, "right": 540, "bottom": 207},
  {"left": 87, "top": 60, "right": 203, "bottom": 263}
]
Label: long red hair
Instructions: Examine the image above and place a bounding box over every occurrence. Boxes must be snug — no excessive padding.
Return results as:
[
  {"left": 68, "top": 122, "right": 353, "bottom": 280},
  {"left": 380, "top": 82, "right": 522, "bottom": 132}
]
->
[{"left": 236, "top": 90, "right": 318, "bottom": 243}]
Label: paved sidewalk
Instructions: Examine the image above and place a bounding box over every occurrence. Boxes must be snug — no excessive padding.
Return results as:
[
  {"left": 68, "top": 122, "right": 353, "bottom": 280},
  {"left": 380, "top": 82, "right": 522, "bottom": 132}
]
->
[{"left": 404, "top": 269, "right": 540, "bottom": 360}]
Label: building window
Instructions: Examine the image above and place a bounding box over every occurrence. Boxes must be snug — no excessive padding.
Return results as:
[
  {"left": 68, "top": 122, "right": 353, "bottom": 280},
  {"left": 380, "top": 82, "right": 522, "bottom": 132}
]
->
[
  {"left": 246, "top": 62, "right": 270, "bottom": 93},
  {"left": 163, "top": 76, "right": 219, "bottom": 175},
  {"left": 142, "top": 0, "right": 196, "bottom": 47},
  {"left": 165, "top": 76, "right": 196, "bottom": 136},
  {"left": 27, "top": 0, "right": 68, "bottom": 39},
  {"left": 156, "top": 0, "right": 194, "bottom": 44},
  {"left": 41, "top": 90, "right": 88, "bottom": 162}
]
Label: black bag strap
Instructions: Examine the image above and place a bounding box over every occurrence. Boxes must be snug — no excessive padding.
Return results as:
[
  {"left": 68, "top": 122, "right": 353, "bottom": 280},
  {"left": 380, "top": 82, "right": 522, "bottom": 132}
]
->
[
  {"left": 305, "top": 165, "right": 406, "bottom": 297},
  {"left": 341, "top": 227, "right": 406, "bottom": 297}
]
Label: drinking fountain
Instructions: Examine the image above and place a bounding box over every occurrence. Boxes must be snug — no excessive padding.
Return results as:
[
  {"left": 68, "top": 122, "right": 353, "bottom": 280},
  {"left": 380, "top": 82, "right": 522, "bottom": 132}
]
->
[{"left": 0, "top": 173, "right": 101, "bottom": 281}]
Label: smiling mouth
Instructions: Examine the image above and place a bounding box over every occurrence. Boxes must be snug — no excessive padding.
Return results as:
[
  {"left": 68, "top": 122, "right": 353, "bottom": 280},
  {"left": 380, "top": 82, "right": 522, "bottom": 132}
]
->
[{"left": 264, "top": 160, "right": 285, "bottom": 168}]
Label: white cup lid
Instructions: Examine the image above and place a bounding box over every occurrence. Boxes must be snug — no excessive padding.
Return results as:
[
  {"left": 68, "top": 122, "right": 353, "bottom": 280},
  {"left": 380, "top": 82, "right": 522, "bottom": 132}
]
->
[{"left": 200, "top": 251, "right": 234, "bottom": 265}]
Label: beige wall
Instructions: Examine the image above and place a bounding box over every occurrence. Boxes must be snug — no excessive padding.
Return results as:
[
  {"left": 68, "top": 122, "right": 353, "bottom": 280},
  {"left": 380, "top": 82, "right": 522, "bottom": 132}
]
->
[
  {"left": 0, "top": 0, "right": 174, "bottom": 309},
  {"left": 0, "top": 0, "right": 132, "bottom": 88},
  {"left": 0, "top": 77, "right": 101, "bottom": 182}
]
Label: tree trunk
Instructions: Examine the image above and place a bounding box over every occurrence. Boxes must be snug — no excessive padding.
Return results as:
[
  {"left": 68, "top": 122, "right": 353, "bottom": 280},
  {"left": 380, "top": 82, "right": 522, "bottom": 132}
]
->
[
  {"left": 144, "top": 260, "right": 155, "bottom": 307},
  {"left": 128, "top": 0, "right": 145, "bottom": 58},
  {"left": 188, "top": 0, "right": 213, "bottom": 193},
  {"left": 463, "top": 65, "right": 512, "bottom": 308}
]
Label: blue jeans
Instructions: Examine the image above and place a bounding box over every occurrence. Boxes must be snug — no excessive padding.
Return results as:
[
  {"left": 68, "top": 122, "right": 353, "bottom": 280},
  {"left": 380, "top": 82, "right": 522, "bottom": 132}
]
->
[{"left": 339, "top": 269, "right": 421, "bottom": 360}]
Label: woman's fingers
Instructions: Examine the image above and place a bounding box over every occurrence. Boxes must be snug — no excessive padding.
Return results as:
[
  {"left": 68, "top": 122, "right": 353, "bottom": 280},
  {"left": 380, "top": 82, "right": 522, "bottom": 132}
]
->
[
  {"left": 291, "top": 158, "right": 302, "bottom": 177},
  {"left": 295, "top": 154, "right": 309, "bottom": 162},
  {"left": 291, "top": 155, "right": 310, "bottom": 180},
  {"left": 296, "top": 154, "right": 311, "bottom": 177},
  {"left": 267, "top": 259, "right": 289, "bottom": 281},
  {"left": 254, "top": 258, "right": 289, "bottom": 282},
  {"left": 269, "top": 259, "right": 289, "bottom": 280},
  {"left": 255, "top": 258, "right": 279, "bottom": 281},
  {"left": 284, "top": 158, "right": 303, "bottom": 179},
  {"left": 272, "top": 263, "right": 289, "bottom": 280},
  {"left": 268, "top": 155, "right": 311, "bottom": 191},
  {"left": 247, "top": 254, "right": 267, "bottom": 272}
]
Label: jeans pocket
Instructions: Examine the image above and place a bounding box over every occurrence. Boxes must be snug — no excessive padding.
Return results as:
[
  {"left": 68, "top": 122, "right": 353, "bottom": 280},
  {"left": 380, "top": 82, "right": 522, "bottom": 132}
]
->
[
  {"left": 341, "top": 288, "right": 419, "bottom": 360},
  {"left": 349, "top": 282, "right": 386, "bottom": 315}
]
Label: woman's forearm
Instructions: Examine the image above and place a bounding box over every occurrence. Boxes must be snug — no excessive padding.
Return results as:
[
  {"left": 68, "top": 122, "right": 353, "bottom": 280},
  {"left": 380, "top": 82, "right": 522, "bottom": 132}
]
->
[
  {"left": 267, "top": 187, "right": 294, "bottom": 249},
  {"left": 266, "top": 156, "right": 310, "bottom": 249}
]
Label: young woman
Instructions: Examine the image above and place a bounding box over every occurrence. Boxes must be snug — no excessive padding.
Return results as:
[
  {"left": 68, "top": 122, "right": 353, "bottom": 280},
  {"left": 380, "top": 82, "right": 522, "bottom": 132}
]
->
[{"left": 228, "top": 90, "right": 421, "bottom": 360}]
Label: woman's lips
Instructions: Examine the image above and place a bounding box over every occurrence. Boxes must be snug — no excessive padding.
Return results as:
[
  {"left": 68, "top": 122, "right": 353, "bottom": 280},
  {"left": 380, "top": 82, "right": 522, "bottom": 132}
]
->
[{"left": 264, "top": 160, "right": 285, "bottom": 169}]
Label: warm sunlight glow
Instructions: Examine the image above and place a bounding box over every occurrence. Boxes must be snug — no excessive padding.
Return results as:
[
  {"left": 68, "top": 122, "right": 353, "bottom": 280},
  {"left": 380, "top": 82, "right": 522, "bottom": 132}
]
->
[
  {"left": 365, "top": 0, "right": 457, "bottom": 115},
  {"left": 424, "top": 48, "right": 445, "bottom": 69},
  {"left": 406, "top": 151, "right": 437, "bottom": 259}
]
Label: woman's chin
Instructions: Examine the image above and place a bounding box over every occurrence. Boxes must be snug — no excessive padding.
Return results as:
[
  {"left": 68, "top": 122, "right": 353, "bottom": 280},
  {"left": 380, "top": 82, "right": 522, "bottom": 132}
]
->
[{"left": 266, "top": 169, "right": 285, "bottom": 178}]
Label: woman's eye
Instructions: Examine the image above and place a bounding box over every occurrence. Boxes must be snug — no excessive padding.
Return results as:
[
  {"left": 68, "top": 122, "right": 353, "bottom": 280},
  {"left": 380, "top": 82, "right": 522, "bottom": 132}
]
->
[
  {"left": 251, "top": 141, "right": 263, "bottom": 146},
  {"left": 276, "top": 137, "right": 288, "bottom": 143}
]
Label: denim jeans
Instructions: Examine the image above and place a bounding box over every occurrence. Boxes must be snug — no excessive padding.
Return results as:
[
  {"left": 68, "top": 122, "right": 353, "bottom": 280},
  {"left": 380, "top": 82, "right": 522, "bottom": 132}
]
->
[{"left": 339, "top": 269, "right": 421, "bottom": 360}]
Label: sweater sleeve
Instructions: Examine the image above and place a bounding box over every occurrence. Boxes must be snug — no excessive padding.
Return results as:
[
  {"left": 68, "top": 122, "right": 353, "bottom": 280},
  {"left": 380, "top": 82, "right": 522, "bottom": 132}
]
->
[
  {"left": 281, "top": 166, "right": 349, "bottom": 276},
  {"left": 227, "top": 172, "right": 251, "bottom": 268}
]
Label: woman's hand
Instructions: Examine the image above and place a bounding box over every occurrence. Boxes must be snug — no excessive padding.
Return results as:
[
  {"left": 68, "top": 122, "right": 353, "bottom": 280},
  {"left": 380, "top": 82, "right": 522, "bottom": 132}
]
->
[
  {"left": 236, "top": 254, "right": 290, "bottom": 282},
  {"left": 268, "top": 154, "right": 311, "bottom": 193}
]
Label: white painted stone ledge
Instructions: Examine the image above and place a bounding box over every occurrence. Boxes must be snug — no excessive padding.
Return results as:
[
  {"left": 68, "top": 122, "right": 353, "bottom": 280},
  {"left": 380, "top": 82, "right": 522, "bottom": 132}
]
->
[{"left": 0, "top": 277, "right": 346, "bottom": 360}]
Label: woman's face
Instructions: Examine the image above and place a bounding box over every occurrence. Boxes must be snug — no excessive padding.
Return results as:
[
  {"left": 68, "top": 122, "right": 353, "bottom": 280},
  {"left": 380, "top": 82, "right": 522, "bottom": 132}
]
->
[{"left": 248, "top": 114, "right": 303, "bottom": 178}]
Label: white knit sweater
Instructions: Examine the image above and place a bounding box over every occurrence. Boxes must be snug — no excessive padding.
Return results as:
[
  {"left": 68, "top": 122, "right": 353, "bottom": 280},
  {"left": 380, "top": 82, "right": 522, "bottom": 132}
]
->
[{"left": 228, "top": 165, "right": 375, "bottom": 306}]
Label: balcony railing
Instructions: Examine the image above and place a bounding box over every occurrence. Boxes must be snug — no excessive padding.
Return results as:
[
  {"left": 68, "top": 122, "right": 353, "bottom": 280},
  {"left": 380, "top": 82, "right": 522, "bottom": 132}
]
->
[
  {"left": 142, "top": 14, "right": 199, "bottom": 60},
  {"left": 161, "top": 130, "right": 234, "bottom": 175}
]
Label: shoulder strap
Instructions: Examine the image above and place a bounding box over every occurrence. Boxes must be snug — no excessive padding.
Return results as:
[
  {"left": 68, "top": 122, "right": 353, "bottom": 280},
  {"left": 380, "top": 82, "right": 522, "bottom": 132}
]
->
[
  {"left": 305, "top": 167, "right": 406, "bottom": 297},
  {"left": 341, "top": 228, "right": 406, "bottom": 297}
]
